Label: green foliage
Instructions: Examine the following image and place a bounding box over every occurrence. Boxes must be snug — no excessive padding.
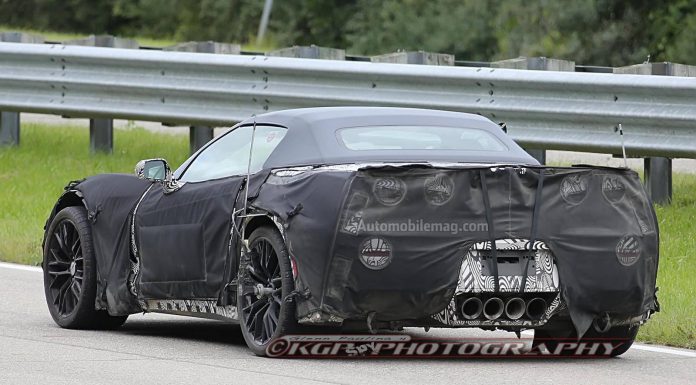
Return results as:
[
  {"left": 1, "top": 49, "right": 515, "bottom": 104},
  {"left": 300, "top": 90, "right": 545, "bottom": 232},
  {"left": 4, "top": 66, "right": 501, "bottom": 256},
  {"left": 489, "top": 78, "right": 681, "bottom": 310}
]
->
[
  {"left": 1, "top": 1, "right": 696, "bottom": 66},
  {"left": 270, "top": 0, "right": 358, "bottom": 48},
  {"left": 0, "top": 123, "right": 188, "bottom": 265},
  {"left": 345, "top": 0, "right": 497, "bottom": 60}
]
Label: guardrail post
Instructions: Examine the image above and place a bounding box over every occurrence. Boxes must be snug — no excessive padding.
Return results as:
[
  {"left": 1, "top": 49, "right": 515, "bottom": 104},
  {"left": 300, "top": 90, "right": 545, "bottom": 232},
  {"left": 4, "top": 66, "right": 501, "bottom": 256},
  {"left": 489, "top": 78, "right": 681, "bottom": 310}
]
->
[
  {"left": 613, "top": 62, "right": 696, "bottom": 204},
  {"left": 268, "top": 45, "right": 346, "bottom": 60},
  {"left": 165, "top": 42, "right": 242, "bottom": 154},
  {"left": 66, "top": 35, "right": 139, "bottom": 153},
  {"left": 0, "top": 32, "right": 44, "bottom": 146},
  {"left": 644, "top": 157, "right": 672, "bottom": 205},
  {"left": 371, "top": 51, "right": 454, "bottom": 66},
  {"left": 491, "top": 57, "right": 576, "bottom": 164}
]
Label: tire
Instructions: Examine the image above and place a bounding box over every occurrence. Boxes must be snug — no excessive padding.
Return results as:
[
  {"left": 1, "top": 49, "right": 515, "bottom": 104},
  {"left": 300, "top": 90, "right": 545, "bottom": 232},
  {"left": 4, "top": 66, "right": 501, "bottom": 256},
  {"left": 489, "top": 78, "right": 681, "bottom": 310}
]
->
[
  {"left": 534, "top": 323, "right": 639, "bottom": 357},
  {"left": 238, "top": 226, "right": 296, "bottom": 356},
  {"left": 43, "top": 206, "right": 128, "bottom": 329}
]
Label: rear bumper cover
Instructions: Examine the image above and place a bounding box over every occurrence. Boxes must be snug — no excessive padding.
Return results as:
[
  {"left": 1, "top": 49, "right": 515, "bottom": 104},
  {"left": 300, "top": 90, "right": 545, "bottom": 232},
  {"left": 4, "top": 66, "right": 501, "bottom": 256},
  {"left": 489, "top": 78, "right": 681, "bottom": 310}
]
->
[{"left": 253, "top": 164, "right": 659, "bottom": 335}]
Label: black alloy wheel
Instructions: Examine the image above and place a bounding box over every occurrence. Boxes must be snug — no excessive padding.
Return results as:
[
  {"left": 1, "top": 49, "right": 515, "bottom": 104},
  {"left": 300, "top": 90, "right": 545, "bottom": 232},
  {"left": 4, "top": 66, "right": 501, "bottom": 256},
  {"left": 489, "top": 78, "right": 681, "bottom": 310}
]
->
[
  {"left": 43, "top": 206, "right": 128, "bottom": 329},
  {"left": 238, "top": 226, "right": 296, "bottom": 356},
  {"left": 46, "top": 217, "right": 84, "bottom": 317}
]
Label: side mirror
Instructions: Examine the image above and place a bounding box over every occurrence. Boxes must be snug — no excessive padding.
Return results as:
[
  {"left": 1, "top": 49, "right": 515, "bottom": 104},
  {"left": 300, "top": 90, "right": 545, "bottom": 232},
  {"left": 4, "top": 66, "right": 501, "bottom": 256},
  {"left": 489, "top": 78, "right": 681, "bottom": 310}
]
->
[{"left": 135, "top": 159, "right": 172, "bottom": 182}]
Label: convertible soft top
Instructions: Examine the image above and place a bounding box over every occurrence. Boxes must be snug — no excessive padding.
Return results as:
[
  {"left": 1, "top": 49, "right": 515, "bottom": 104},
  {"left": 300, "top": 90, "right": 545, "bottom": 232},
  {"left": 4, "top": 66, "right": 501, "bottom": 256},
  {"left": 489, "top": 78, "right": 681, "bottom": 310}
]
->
[{"left": 246, "top": 107, "right": 539, "bottom": 168}]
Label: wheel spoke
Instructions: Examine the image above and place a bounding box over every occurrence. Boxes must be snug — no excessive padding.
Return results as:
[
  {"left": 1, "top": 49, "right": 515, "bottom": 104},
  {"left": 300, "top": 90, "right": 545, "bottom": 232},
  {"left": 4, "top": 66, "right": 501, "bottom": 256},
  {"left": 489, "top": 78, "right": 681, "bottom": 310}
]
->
[
  {"left": 49, "top": 273, "right": 69, "bottom": 289},
  {"left": 70, "top": 280, "right": 81, "bottom": 299},
  {"left": 59, "top": 223, "right": 69, "bottom": 254},
  {"left": 253, "top": 302, "right": 268, "bottom": 340},
  {"left": 267, "top": 301, "right": 279, "bottom": 325},
  {"left": 57, "top": 279, "right": 70, "bottom": 314},
  {"left": 250, "top": 250, "right": 268, "bottom": 280},
  {"left": 242, "top": 297, "right": 266, "bottom": 314},
  {"left": 47, "top": 260, "right": 70, "bottom": 272},
  {"left": 246, "top": 265, "right": 266, "bottom": 284},
  {"left": 261, "top": 313, "right": 272, "bottom": 341},
  {"left": 46, "top": 218, "right": 85, "bottom": 317},
  {"left": 53, "top": 288, "right": 60, "bottom": 305},
  {"left": 241, "top": 235, "right": 287, "bottom": 345},
  {"left": 245, "top": 309, "right": 257, "bottom": 330},
  {"left": 266, "top": 251, "right": 278, "bottom": 277},
  {"left": 49, "top": 248, "right": 67, "bottom": 263},
  {"left": 54, "top": 227, "right": 63, "bottom": 251},
  {"left": 48, "top": 270, "right": 71, "bottom": 277},
  {"left": 258, "top": 242, "right": 267, "bottom": 269},
  {"left": 71, "top": 236, "right": 81, "bottom": 256},
  {"left": 258, "top": 242, "right": 270, "bottom": 278},
  {"left": 53, "top": 232, "right": 67, "bottom": 257},
  {"left": 64, "top": 286, "right": 74, "bottom": 314}
]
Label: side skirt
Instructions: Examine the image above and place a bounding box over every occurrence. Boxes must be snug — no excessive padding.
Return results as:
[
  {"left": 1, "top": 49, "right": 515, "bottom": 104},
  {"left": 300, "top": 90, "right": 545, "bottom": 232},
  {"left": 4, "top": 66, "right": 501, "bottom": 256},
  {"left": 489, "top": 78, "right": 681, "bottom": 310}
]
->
[{"left": 142, "top": 299, "right": 238, "bottom": 322}]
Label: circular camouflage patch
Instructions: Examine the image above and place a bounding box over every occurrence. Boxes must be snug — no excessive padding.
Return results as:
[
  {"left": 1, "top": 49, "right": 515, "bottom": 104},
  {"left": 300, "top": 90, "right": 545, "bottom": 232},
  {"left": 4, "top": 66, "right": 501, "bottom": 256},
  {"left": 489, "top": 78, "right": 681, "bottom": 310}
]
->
[
  {"left": 424, "top": 173, "right": 454, "bottom": 206},
  {"left": 359, "top": 237, "right": 392, "bottom": 270},
  {"left": 602, "top": 175, "right": 626, "bottom": 204},
  {"left": 372, "top": 177, "right": 406, "bottom": 206},
  {"left": 616, "top": 234, "right": 641, "bottom": 267},
  {"left": 560, "top": 174, "right": 589, "bottom": 205}
]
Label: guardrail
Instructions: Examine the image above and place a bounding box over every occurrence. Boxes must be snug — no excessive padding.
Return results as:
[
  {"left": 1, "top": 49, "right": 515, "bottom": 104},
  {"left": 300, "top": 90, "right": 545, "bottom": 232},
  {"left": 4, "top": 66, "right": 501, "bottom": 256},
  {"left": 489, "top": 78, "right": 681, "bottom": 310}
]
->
[
  {"left": 1, "top": 40, "right": 695, "bottom": 203},
  {"left": 2, "top": 42, "right": 696, "bottom": 157}
]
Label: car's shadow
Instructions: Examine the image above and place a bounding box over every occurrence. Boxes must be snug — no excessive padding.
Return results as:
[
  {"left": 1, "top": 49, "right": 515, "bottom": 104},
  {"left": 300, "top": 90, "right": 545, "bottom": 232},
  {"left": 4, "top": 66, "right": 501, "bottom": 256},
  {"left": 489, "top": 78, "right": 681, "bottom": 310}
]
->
[
  {"left": 118, "top": 316, "right": 247, "bottom": 347},
  {"left": 112, "top": 316, "right": 620, "bottom": 361}
]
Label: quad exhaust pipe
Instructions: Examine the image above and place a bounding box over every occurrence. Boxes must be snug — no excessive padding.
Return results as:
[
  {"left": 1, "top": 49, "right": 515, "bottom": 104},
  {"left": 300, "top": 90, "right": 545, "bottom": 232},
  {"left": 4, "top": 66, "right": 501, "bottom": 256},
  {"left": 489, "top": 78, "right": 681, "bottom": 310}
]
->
[
  {"left": 458, "top": 296, "right": 549, "bottom": 321},
  {"left": 504, "top": 297, "right": 525, "bottom": 320},
  {"left": 526, "top": 297, "right": 548, "bottom": 320},
  {"left": 460, "top": 297, "right": 483, "bottom": 320},
  {"left": 483, "top": 297, "right": 505, "bottom": 320}
]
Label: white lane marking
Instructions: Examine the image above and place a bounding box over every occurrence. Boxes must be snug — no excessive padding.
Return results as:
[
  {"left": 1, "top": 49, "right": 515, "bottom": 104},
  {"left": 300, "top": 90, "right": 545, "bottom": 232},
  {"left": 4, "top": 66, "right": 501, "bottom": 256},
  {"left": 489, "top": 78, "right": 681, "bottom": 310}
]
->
[
  {"left": 0, "top": 262, "right": 42, "bottom": 272},
  {"left": 632, "top": 344, "right": 696, "bottom": 358},
  {"left": 2, "top": 261, "right": 694, "bottom": 358}
]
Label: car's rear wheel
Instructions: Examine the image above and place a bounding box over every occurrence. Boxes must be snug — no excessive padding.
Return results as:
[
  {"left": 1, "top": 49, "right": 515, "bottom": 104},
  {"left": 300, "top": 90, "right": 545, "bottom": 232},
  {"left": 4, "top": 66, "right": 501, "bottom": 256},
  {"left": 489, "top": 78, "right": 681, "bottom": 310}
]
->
[
  {"left": 238, "top": 226, "right": 296, "bottom": 356},
  {"left": 534, "top": 322, "right": 639, "bottom": 357},
  {"left": 43, "top": 206, "right": 128, "bottom": 329}
]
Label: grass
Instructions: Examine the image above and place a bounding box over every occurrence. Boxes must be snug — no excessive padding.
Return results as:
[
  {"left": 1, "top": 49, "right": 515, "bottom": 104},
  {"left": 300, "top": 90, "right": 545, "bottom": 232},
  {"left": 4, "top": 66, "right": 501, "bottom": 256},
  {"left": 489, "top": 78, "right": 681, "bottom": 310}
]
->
[
  {"left": 0, "top": 123, "right": 188, "bottom": 265},
  {"left": 638, "top": 175, "right": 696, "bottom": 349},
  {"left": 0, "top": 124, "right": 694, "bottom": 350}
]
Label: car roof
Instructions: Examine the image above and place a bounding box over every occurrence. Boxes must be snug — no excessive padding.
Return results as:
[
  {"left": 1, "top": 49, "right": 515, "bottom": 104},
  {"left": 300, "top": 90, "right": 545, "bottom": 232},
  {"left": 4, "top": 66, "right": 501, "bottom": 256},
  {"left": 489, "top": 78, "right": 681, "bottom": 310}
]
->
[{"left": 244, "top": 107, "right": 538, "bottom": 168}]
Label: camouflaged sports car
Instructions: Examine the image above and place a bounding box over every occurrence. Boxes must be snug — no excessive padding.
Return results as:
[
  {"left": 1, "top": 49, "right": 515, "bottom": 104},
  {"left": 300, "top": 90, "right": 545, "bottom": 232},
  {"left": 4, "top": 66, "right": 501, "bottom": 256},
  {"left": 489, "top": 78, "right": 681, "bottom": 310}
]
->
[{"left": 43, "top": 107, "right": 659, "bottom": 356}]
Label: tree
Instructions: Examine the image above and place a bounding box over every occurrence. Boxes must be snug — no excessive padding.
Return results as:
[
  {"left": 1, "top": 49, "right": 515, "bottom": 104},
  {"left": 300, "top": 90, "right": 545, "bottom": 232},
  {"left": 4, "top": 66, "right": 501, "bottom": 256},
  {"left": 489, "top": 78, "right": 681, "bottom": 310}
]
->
[
  {"left": 344, "top": 0, "right": 498, "bottom": 60},
  {"left": 1, "top": 0, "right": 696, "bottom": 66}
]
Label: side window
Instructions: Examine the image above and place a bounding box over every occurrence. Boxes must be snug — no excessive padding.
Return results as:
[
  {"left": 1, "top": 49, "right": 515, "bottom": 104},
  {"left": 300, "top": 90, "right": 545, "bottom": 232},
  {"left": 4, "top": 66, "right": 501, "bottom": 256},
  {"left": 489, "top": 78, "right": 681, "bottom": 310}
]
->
[{"left": 179, "top": 125, "right": 287, "bottom": 183}]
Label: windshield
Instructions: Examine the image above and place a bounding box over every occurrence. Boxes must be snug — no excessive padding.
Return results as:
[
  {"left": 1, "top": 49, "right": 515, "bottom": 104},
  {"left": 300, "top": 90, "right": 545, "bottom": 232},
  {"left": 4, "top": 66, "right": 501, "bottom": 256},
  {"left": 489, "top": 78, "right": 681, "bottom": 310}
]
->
[{"left": 337, "top": 125, "right": 507, "bottom": 152}]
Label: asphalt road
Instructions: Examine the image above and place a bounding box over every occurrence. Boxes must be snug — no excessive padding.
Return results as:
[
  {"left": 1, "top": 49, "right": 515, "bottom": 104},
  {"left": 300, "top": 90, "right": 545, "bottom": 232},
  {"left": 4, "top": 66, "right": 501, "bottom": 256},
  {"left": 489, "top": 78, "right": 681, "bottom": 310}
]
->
[{"left": 1, "top": 263, "right": 694, "bottom": 385}]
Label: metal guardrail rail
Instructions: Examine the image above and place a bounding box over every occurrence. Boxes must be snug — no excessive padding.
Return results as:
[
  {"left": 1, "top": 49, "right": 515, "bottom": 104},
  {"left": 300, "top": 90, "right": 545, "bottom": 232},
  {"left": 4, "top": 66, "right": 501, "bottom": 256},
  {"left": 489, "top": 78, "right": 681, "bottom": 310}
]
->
[{"left": 1, "top": 42, "right": 696, "bottom": 158}]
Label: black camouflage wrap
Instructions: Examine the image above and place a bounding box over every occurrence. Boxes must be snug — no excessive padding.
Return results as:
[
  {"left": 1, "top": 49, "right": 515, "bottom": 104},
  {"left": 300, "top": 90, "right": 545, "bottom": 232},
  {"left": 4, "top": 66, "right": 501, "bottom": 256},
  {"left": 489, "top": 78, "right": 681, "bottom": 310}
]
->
[
  {"left": 52, "top": 172, "right": 264, "bottom": 316},
  {"left": 254, "top": 165, "right": 659, "bottom": 335},
  {"left": 61, "top": 174, "right": 151, "bottom": 315},
  {"left": 48, "top": 164, "right": 659, "bottom": 336}
]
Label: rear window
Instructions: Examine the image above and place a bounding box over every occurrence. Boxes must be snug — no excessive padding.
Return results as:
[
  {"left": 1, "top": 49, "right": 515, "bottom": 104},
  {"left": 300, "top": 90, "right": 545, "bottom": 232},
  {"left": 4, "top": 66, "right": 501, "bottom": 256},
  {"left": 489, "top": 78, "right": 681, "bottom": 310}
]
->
[{"left": 337, "top": 125, "right": 507, "bottom": 151}]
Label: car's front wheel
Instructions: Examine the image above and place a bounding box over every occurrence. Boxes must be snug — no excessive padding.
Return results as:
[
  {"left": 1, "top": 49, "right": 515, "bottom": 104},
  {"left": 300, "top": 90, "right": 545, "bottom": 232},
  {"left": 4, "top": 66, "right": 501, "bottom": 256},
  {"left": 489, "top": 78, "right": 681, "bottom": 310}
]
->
[
  {"left": 238, "top": 226, "right": 296, "bottom": 356},
  {"left": 43, "top": 206, "right": 128, "bottom": 329}
]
